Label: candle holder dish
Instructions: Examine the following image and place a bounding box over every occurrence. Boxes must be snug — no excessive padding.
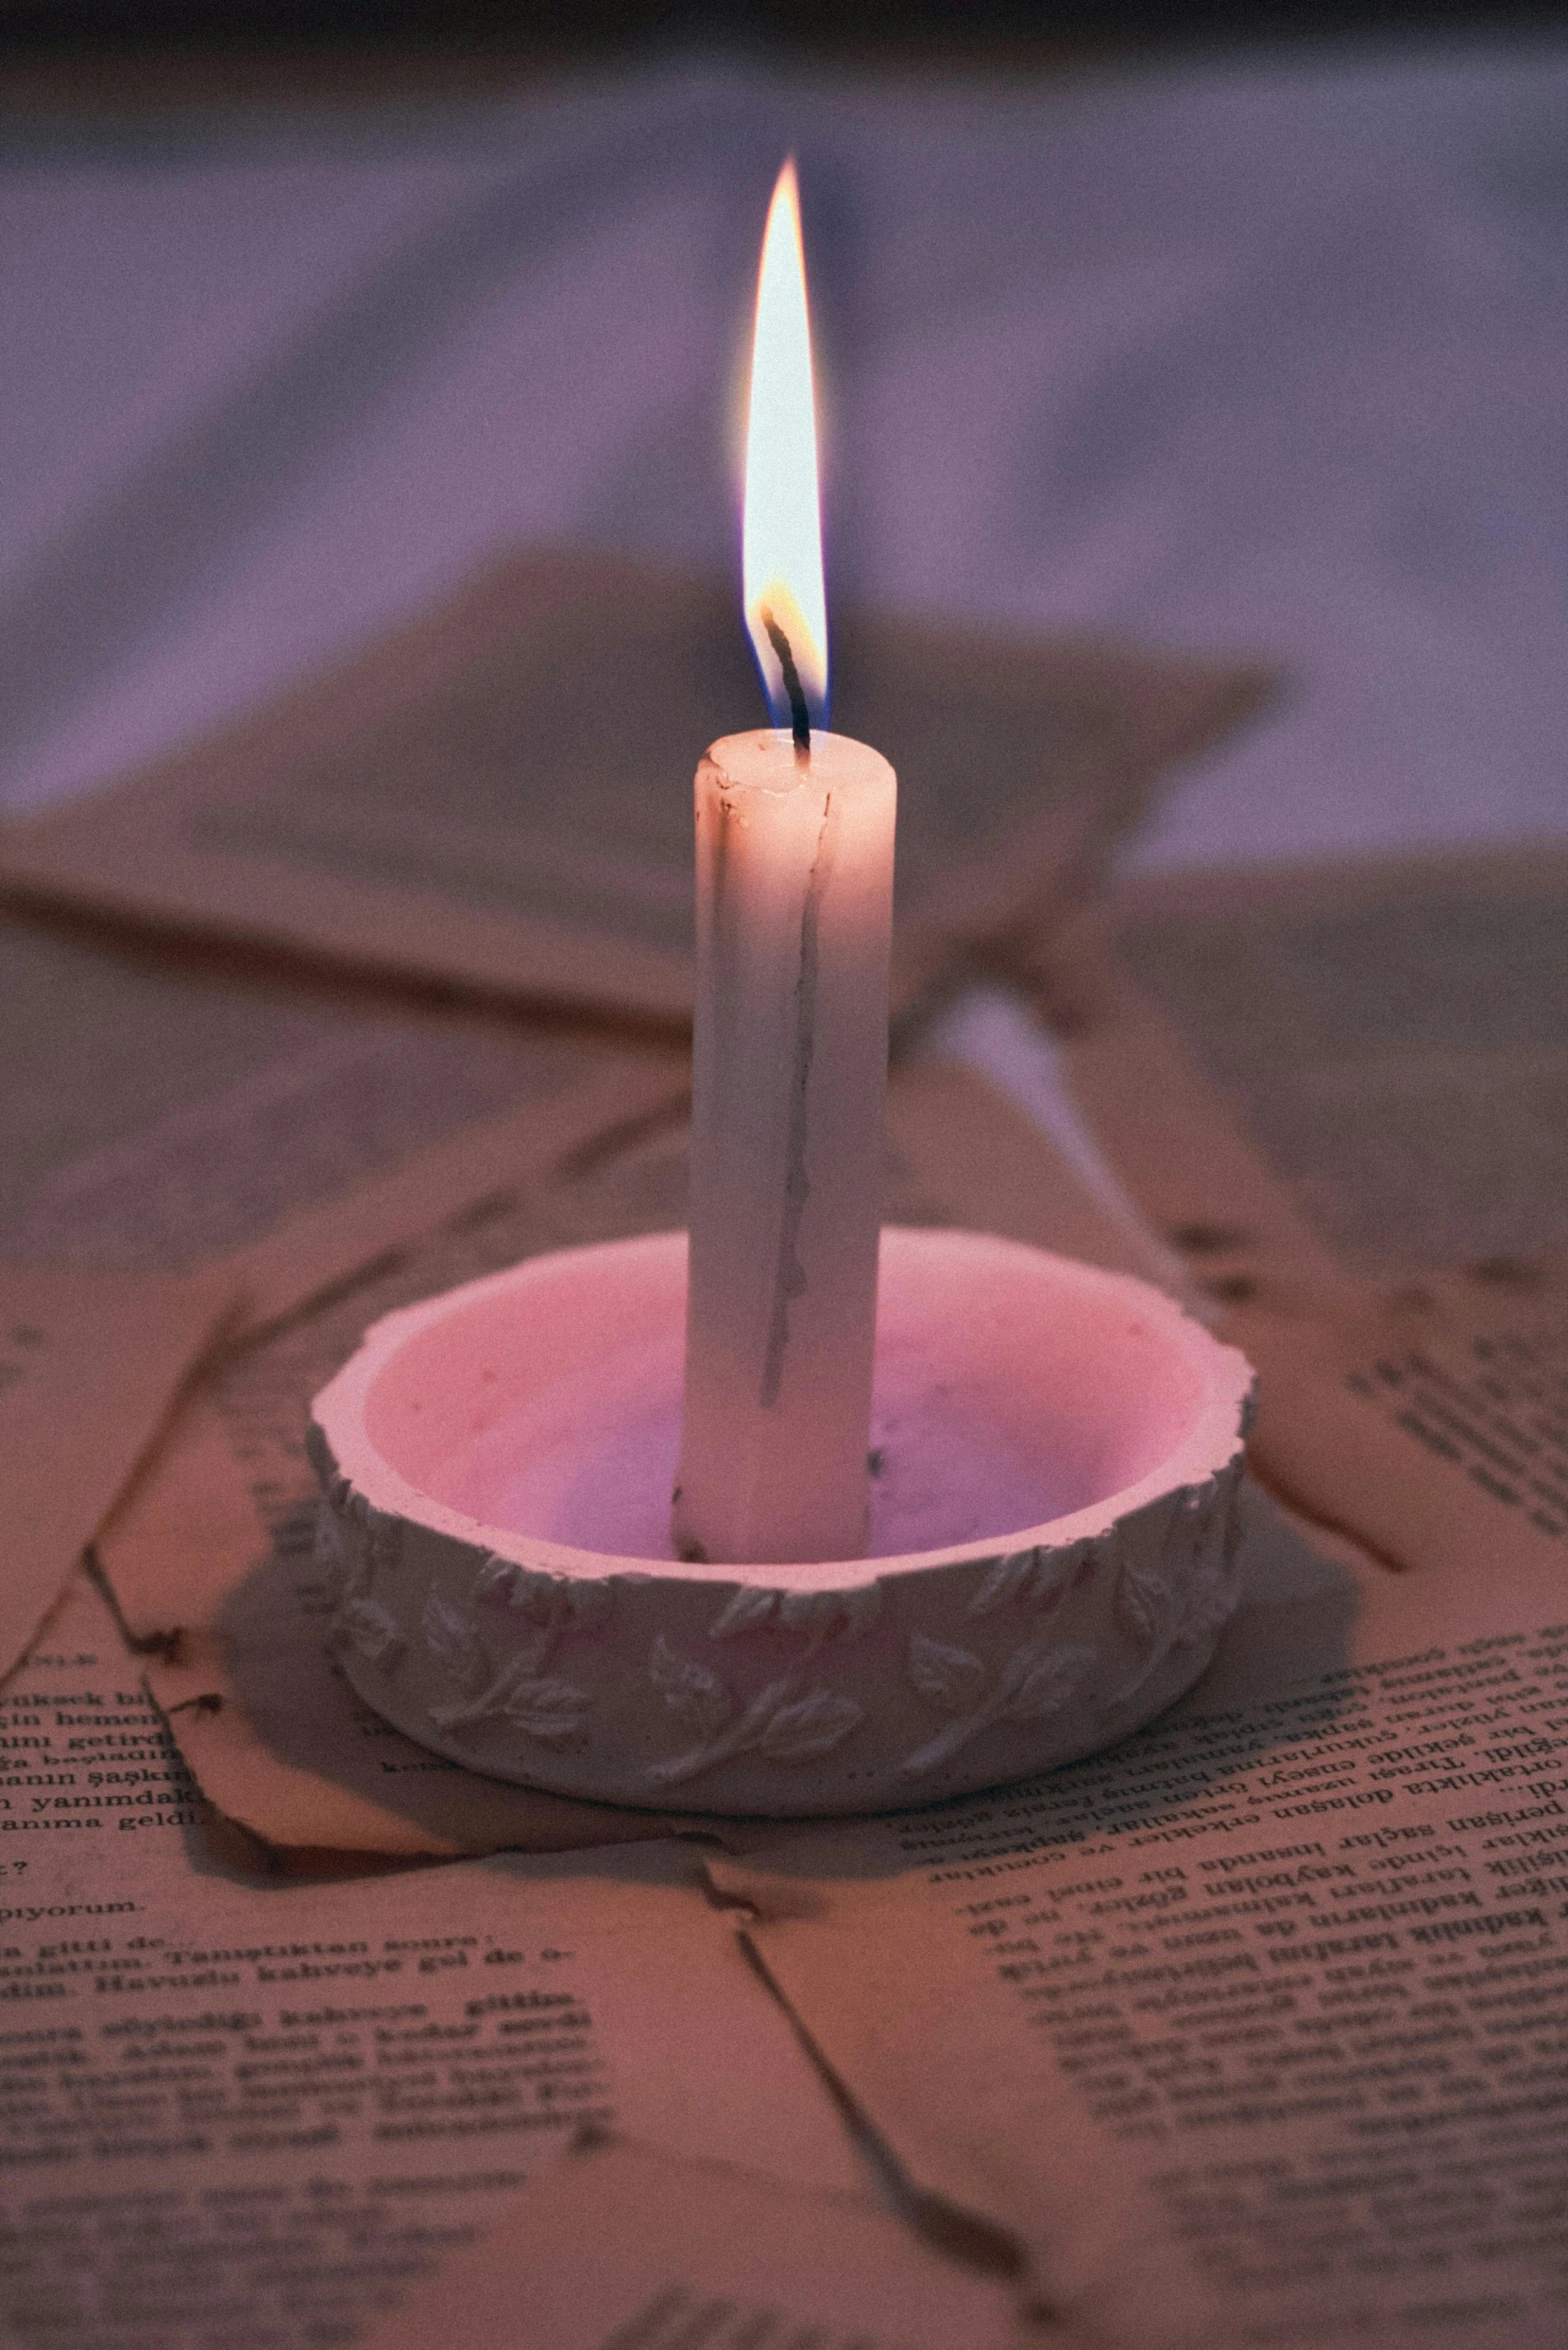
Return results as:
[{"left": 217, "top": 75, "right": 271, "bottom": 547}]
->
[{"left": 309, "top": 1229, "right": 1255, "bottom": 1817}]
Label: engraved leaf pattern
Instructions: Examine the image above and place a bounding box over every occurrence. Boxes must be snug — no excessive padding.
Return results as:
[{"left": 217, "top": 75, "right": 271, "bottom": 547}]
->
[
  {"left": 1115, "top": 1556, "right": 1177, "bottom": 1654},
  {"left": 1001, "top": 1642, "right": 1095, "bottom": 1722},
  {"left": 757, "top": 1689, "right": 865, "bottom": 1762},
  {"left": 1028, "top": 1551, "right": 1077, "bottom": 1612},
  {"left": 336, "top": 1597, "right": 405, "bottom": 1672},
  {"left": 1108, "top": 1492, "right": 1238, "bottom": 1707},
  {"left": 908, "top": 1635, "right": 988, "bottom": 1713},
  {"left": 708, "top": 1584, "right": 882, "bottom": 1646},
  {"left": 418, "top": 1583, "right": 594, "bottom": 1747},
  {"left": 969, "top": 1547, "right": 1080, "bottom": 1618},
  {"left": 968, "top": 1551, "right": 1037, "bottom": 1616},
  {"left": 512, "top": 1568, "right": 572, "bottom": 1625},
  {"left": 428, "top": 1648, "right": 586, "bottom": 1740},
  {"left": 1177, "top": 1504, "right": 1243, "bottom": 1649},
  {"left": 422, "top": 1591, "right": 489, "bottom": 1696},
  {"left": 475, "top": 1556, "right": 523, "bottom": 1607},
  {"left": 1207, "top": 1478, "right": 1247, "bottom": 1627},
  {"left": 708, "top": 1587, "right": 779, "bottom": 1640},
  {"left": 649, "top": 1636, "right": 733, "bottom": 1740},
  {"left": 499, "top": 1676, "right": 592, "bottom": 1743},
  {"left": 778, "top": 1585, "right": 883, "bottom": 1645},
  {"left": 475, "top": 1556, "right": 612, "bottom": 1637},
  {"left": 645, "top": 1659, "right": 864, "bottom": 1787},
  {"left": 901, "top": 1629, "right": 1098, "bottom": 1778}
]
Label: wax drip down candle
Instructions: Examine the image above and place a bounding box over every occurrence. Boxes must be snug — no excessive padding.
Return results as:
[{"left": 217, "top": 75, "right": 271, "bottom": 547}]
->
[{"left": 673, "top": 161, "right": 897, "bottom": 1568}]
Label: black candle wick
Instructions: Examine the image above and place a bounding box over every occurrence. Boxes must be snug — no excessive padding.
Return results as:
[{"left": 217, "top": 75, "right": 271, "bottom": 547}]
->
[{"left": 763, "top": 610, "right": 812, "bottom": 756}]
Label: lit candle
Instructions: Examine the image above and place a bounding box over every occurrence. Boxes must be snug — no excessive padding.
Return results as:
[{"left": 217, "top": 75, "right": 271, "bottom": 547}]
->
[{"left": 673, "top": 160, "right": 896, "bottom": 1568}]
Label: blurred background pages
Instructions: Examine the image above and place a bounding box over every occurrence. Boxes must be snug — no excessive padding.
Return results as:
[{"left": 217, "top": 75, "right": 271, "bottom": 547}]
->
[{"left": 0, "top": 546, "right": 1267, "bottom": 1022}]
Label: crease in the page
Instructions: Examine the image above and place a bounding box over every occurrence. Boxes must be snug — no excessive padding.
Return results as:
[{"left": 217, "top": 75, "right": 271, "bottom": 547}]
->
[
  {"left": 82, "top": 1546, "right": 184, "bottom": 1662},
  {"left": 707, "top": 1854, "right": 1174, "bottom": 2341},
  {"left": 1239, "top": 1446, "right": 1413, "bottom": 1578},
  {"left": 703, "top": 1855, "right": 828, "bottom": 1924},
  {"left": 701, "top": 1857, "right": 1033, "bottom": 2290},
  {"left": 554, "top": 1089, "right": 692, "bottom": 1185},
  {"left": 732, "top": 1918, "right": 1028, "bottom": 2285},
  {"left": 160, "top": 1691, "right": 225, "bottom": 1720}
]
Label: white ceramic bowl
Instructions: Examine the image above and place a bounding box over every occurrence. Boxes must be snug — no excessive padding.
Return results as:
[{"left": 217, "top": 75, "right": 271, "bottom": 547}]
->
[{"left": 309, "top": 1228, "right": 1255, "bottom": 1816}]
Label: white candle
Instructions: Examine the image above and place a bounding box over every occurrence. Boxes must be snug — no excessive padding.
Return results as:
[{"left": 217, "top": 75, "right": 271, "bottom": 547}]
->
[
  {"left": 675, "top": 728, "right": 895, "bottom": 1565},
  {"left": 673, "top": 160, "right": 897, "bottom": 1566}
]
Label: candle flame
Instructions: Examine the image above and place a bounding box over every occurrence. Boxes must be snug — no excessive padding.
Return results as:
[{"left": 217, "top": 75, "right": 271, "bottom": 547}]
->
[{"left": 743, "top": 159, "right": 827, "bottom": 738}]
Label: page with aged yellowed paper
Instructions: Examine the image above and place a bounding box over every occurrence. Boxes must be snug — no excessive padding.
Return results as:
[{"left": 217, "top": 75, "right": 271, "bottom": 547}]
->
[
  {"left": 1033, "top": 847, "right": 1568, "bottom": 1576},
  {"left": 1219, "top": 1255, "right": 1568, "bottom": 1584},
  {"left": 713, "top": 1494, "right": 1568, "bottom": 2350},
  {"left": 0, "top": 905, "right": 683, "bottom": 1336},
  {"left": 358, "top": 2133, "right": 1034, "bottom": 2350},
  {"left": 92, "top": 1058, "right": 1184, "bottom": 1863},
  {"left": 1050, "top": 843, "right": 1568, "bottom": 1290},
  {"left": 0, "top": 1262, "right": 235, "bottom": 1687},
  {"left": 0, "top": 546, "right": 1271, "bottom": 1023},
  {"left": 0, "top": 909, "right": 678, "bottom": 1682},
  {"left": 95, "top": 1179, "right": 692, "bottom": 1859},
  {"left": 0, "top": 1571, "right": 859, "bottom": 2348}
]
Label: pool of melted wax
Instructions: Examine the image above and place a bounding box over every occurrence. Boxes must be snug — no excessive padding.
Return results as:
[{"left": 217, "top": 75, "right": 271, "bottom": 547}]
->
[{"left": 442, "top": 1362, "right": 1079, "bottom": 1567}]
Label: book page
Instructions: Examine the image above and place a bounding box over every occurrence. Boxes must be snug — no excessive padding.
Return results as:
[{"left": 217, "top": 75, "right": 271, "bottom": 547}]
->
[
  {"left": 0, "top": 1262, "right": 234, "bottom": 1687},
  {"left": 0, "top": 908, "right": 678, "bottom": 1679},
  {"left": 714, "top": 1498, "right": 1568, "bottom": 2350},
  {"left": 0, "top": 905, "right": 684, "bottom": 1334},
  {"left": 1030, "top": 849, "right": 1568, "bottom": 1578},
  {"left": 1053, "top": 845, "right": 1568, "bottom": 1287},
  {"left": 359, "top": 2133, "right": 1031, "bottom": 2350},
  {"left": 96, "top": 1179, "right": 691, "bottom": 1860},
  {"left": 1221, "top": 1254, "right": 1568, "bottom": 1586},
  {"left": 0, "top": 1572, "right": 860, "bottom": 2350},
  {"left": 0, "top": 546, "right": 1271, "bottom": 1023}
]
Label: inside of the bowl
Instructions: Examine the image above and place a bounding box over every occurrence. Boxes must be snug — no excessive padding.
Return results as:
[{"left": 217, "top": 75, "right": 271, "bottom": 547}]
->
[{"left": 361, "top": 1230, "right": 1206, "bottom": 1566}]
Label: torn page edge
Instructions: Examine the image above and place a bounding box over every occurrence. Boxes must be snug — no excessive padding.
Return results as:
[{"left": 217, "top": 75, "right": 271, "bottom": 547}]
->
[{"left": 702, "top": 1857, "right": 1032, "bottom": 2289}]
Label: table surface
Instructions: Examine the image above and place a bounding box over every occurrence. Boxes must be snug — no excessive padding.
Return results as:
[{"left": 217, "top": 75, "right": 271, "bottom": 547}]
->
[{"left": 3, "top": 37, "right": 1565, "bottom": 875}]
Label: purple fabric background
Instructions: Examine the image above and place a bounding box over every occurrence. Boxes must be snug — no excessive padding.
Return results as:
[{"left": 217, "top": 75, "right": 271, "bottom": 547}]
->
[{"left": 3, "top": 45, "right": 1564, "bottom": 872}]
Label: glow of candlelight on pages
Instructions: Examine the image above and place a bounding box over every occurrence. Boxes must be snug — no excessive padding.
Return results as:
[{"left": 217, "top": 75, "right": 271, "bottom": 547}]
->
[{"left": 742, "top": 158, "right": 828, "bottom": 749}]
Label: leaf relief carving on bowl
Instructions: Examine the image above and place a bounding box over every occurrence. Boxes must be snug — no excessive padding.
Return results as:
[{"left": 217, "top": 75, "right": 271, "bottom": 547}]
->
[
  {"left": 646, "top": 1635, "right": 865, "bottom": 1786},
  {"left": 475, "top": 1556, "right": 612, "bottom": 1636},
  {"left": 901, "top": 1631, "right": 1096, "bottom": 1778},
  {"left": 707, "top": 1582, "right": 882, "bottom": 1647},
  {"left": 1107, "top": 1477, "right": 1243, "bottom": 1708},
  {"left": 421, "top": 1588, "right": 590, "bottom": 1746},
  {"left": 967, "top": 1544, "right": 1088, "bottom": 1619},
  {"left": 333, "top": 1596, "right": 406, "bottom": 1674}
]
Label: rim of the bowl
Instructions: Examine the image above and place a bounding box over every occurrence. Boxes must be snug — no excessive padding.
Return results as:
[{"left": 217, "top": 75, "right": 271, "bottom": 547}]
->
[{"left": 311, "top": 1227, "right": 1255, "bottom": 1589}]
